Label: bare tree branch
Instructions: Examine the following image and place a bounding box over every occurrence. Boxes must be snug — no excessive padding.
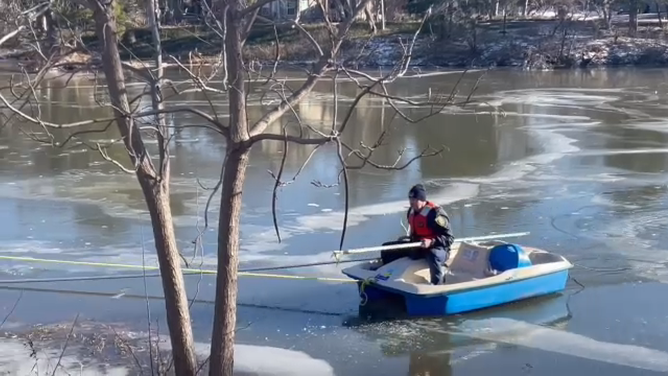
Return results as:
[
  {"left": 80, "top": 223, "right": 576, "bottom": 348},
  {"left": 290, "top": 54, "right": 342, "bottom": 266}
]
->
[
  {"left": 51, "top": 313, "right": 79, "bottom": 376},
  {"left": 270, "top": 124, "right": 289, "bottom": 243},
  {"left": 110, "top": 327, "right": 144, "bottom": 373},
  {"left": 247, "top": 0, "right": 378, "bottom": 138},
  {"left": 251, "top": 12, "right": 479, "bottom": 249},
  {"left": 334, "top": 138, "right": 350, "bottom": 249},
  {"left": 94, "top": 142, "right": 137, "bottom": 173},
  {"left": 0, "top": 92, "right": 227, "bottom": 133},
  {"left": 0, "top": 290, "right": 22, "bottom": 330}
]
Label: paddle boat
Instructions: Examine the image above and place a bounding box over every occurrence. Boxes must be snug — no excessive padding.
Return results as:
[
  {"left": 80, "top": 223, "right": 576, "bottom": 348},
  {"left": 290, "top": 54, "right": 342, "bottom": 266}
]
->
[{"left": 340, "top": 238, "right": 573, "bottom": 317}]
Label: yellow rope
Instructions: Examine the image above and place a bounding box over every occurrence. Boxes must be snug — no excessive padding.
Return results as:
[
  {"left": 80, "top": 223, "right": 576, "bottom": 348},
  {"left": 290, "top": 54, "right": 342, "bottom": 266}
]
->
[
  {"left": 359, "top": 277, "right": 376, "bottom": 306},
  {"left": 0, "top": 255, "right": 355, "bottom": 283}
]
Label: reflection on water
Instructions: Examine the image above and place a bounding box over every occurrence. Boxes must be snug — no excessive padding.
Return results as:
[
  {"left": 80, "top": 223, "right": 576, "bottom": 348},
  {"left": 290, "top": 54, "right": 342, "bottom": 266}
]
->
[
  {"left": 341, "top": 293, "right": 573, "bottom": 375},
  {"left": 0, "top": 69, "right": 537, "bottom": 255},
  {"left": 3, "top": 68, "right": 668, "bottom": 375},
  {"left": 408, "top": 352, "right": 451, "bottom": 376}
]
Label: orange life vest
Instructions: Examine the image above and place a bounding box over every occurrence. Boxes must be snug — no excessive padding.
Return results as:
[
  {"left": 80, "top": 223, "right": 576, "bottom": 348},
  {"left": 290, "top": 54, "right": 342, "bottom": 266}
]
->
[{"left": 408, "top": 201, "right": 438, "bottom": 240}]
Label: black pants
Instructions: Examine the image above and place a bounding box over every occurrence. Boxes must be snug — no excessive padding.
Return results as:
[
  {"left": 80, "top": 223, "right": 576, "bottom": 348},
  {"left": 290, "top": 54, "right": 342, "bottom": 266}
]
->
[{"left": 381, "top": 237, "right": 449, "bottom": 285}]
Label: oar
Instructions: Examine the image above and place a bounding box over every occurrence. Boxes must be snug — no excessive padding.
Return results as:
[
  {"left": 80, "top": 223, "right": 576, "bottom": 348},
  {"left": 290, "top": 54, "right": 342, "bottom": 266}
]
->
[{"left": 332, "top": 231, "right": 530, "bottom": 259}]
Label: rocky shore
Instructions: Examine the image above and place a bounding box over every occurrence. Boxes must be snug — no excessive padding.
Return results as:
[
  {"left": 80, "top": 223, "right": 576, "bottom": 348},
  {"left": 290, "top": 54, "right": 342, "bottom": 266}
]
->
[
  {"left": 344, "top": 17, "right": 668, "bottom": 70},
  {"left": 343, "top": 33, "right": 668, "bottom": 70}
]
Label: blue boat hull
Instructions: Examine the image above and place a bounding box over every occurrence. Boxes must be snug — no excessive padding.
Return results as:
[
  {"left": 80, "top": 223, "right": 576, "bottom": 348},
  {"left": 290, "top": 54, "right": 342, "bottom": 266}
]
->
[{"left": 357, "top": 269, "right": 570, "bottom": 317}]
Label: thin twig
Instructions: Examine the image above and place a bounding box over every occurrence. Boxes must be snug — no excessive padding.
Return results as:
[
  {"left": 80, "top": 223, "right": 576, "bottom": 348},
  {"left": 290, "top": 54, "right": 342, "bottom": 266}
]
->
[
  {"left": 270, "top": 124, "right": 289, "bottom": 242},
  {"left": 335, "top": 138, "right": 350, "bottom": 250},
  {"left": 140, "top": 221, "right": 155, "bottom": 376},
  {"left": 50, "top": 313, "right": 79, "bottom": 376},
  {"left": 0, "top": 290, "right": 23, "bottom": 329},
  {"left": 110, "top": 327, "right": 144, "bottom": 374},
  {"left": 189, "top": 182, "right": 205, "bottom": 310}
]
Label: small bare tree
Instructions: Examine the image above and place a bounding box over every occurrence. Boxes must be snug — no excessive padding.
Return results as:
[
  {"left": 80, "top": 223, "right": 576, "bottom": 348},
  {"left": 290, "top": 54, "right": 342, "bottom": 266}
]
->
[
  {"left": 0, "top": 1, "right": 481, "bottom": 375},
  {"left": 0, "top": 1, "right": 200, "bottom": 374}
]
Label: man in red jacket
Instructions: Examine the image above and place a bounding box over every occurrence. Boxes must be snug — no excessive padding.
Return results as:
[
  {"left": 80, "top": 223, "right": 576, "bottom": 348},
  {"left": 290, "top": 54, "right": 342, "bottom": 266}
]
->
[{"left": 381, "top": 184, "right": 455, "bottom": 285}]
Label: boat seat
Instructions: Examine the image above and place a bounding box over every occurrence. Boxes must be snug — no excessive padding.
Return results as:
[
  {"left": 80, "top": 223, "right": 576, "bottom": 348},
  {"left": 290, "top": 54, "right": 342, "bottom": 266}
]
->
[
  {"left": 408, "top": 242, "right": 498, "bottom": 285},
  {"left": 447, "top": 242, "right": 495, "bottom": 280}
]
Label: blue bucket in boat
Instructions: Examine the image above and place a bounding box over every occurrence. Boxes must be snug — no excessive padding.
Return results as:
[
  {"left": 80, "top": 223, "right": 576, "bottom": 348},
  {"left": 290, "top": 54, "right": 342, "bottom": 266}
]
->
[{"left": 488, "top": 243, "right": 532, "bottom": 272}]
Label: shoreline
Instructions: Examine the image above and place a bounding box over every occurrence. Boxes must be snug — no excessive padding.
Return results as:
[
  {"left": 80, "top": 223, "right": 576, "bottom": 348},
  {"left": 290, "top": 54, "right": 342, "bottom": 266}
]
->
[
  {"left": 1, "top": 46, "right": 666, "bottom": 83},
  {"left": 3, "top": 17, "right": 668, "bottom": 77},
  {"left": 3, "top": 41, "right": 668, "bottom": 74},
  {"left": 0, "top": 319, "right": 336, "bottom": 376}
]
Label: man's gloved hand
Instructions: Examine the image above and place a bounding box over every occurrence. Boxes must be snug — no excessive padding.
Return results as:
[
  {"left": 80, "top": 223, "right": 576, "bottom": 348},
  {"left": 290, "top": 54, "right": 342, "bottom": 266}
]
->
[{"left": 420, "top": 238, "right": 434, "bottom": 248}]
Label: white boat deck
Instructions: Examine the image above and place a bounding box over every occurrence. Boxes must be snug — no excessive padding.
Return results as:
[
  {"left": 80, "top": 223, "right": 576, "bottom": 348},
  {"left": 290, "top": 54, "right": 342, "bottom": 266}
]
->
[{"left": 341, "top": 241, "right": 573, "bottom": 296}]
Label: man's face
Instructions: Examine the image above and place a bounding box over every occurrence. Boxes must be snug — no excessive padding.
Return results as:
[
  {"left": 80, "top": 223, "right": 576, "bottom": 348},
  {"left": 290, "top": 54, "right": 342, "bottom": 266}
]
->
[{"left": 409, "top": 197, "right": 425, "bottom": 211}]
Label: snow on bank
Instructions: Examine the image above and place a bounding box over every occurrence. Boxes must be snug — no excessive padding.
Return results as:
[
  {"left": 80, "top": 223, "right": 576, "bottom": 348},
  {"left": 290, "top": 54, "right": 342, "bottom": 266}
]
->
[
  {"left": 0, "top": 338, "right": 128, "bottom": 376},
  {"left": 345, "top": 18, "right": 668, "bottom": 70},
  {"left": 0, "top": 334, "right": 336, "bottom": 376},
  {"left": 199, "top": 343, "right": 336, "bottom": 376}
]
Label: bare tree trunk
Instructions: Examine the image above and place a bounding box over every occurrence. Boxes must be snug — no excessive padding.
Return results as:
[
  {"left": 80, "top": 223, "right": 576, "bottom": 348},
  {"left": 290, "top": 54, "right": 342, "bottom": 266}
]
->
[
  {"left": 169, "top": 0, "right": 184, "bottom": 22},
  {"left": 90, "top": 2, "right": 197, "bottom": 375},
  {"left": 43, "top": 9, "right": 59, "bottom": 54},
  {"left": 629, "top": 0, "right": 638, "bottom": 36},
  {"left": 335, "top": 0, "right": 350, "bottom": 19},
  {"left": 139, "top": 177, "right": 198, "bottom": 375},
  {"left": 380, "top": 0, "right": 385, "bottom": 30},
  {"left": 502, "top": 9, "right": 507, "bottom": 34},
  {"left": 523, "top": 0, "right": 529, "bottom": 17},
  {"left": 364, "top": 2, "right": 376, "bottom": 33},
  {"left": 603, "top": 3, "right": 613, "bottom": 29},
  {"left": 146, "top": 0, "right": 197, "bottom": 372},
  {"left": 656, "top": 1, "right": 663, "bottom": 28},
  {"left": 210, "top": 147, "right": 250, "bottom": 376},
  {"left": 209, "top": 2, "right": 250, "bottom": 374}
]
